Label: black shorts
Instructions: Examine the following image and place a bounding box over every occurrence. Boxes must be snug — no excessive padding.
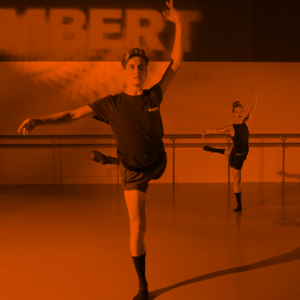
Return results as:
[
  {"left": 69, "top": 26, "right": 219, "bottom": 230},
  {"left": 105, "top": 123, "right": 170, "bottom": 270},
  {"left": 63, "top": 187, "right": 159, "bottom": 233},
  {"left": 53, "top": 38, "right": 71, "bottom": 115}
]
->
[
  {"left": 120, "top": 152, "right": 167, "bottom": 193},
  {"left": 229, "top": 149, "right": 249, "bottom": 170}
]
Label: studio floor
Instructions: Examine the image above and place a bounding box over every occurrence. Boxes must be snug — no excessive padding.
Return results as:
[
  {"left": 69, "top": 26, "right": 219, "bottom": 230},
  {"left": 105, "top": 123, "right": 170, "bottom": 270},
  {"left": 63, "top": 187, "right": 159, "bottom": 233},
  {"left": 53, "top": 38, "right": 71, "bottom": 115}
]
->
[{"left": 0, "top": 183, "right": 299, "bottom": 300}]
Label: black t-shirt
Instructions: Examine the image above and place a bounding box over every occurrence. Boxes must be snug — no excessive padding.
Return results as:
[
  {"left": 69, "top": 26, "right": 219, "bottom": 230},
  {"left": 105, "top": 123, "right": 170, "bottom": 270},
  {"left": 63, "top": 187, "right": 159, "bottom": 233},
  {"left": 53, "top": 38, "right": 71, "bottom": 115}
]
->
[{"left": 89, "top": 84, "right": 165, "bottom": 169}]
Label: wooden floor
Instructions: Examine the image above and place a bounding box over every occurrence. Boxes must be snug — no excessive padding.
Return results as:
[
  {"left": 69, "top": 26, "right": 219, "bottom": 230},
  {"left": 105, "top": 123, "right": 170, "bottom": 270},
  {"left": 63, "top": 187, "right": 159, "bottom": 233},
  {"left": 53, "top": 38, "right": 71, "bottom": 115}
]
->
[{"left": 0, "top": 183, "right": 299, "bottom": 300}]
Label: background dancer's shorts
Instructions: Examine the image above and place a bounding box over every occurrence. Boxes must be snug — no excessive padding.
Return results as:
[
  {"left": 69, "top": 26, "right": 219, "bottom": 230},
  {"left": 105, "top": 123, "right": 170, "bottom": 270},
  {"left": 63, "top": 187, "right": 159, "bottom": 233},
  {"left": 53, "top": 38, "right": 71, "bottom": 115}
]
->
[
  {"left": 229, "top": 149, "right": 249, "bottom": 170},
  {"left": 120, "top": 152, "right": 167, "bottom": 193}
]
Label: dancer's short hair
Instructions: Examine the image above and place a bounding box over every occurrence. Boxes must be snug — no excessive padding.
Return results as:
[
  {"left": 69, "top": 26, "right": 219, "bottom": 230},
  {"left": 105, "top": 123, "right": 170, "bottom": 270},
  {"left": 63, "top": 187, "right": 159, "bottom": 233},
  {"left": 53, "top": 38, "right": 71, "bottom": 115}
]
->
[
  {"left": 232, "top": 101, "right": 243, "bottom": 113},
  {"left": 121, "top": 48, "right": 149, "bottom": 69}
]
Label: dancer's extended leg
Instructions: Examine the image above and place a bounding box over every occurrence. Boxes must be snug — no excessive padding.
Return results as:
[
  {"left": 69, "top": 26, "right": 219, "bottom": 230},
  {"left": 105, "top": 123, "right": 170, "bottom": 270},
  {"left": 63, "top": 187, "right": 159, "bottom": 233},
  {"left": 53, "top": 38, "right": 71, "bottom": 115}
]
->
[
  {"left": 203, "top": 146, "right": 225, "bottom": 154},
  {"left": 231, "top": 167, "right": 242, "bottom": 212},
  {"left": 203, "top": 146, "right": 232, "bottom": 156},
  {"left": 87, "top": 150, "right": 120, "bottom": 165},
  {"left": 124, "top": 190, "right": 148, "bottom": 300}
]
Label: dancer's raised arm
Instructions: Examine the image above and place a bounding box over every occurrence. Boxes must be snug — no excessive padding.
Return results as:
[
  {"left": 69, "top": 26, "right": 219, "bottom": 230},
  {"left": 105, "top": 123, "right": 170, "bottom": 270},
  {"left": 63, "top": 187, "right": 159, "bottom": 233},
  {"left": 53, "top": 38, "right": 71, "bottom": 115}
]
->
[
  {"left": 17, "top": 105, "right": 94, "bottom": 135},
  {"left": 243, "top": 87, "right": 258, "bottom": 124},
  {"left": 158, "top": 0, "right": 183, "bottom": 96}
]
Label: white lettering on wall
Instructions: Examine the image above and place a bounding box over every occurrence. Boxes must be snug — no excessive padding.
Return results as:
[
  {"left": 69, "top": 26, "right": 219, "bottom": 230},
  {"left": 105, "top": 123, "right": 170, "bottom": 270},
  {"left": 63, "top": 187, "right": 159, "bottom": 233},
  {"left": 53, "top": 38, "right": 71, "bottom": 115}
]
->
[
  {"left": 0, "top": 8, "right": 201, "bottom": 60},
  {"left": 126, "top": 9, "right": 165, "bottom": 51},
  {"left": 0, "top": 9, "right": 29, "bottom": 57},
  {"left": 90, "top": 9, "right": 122, "bottom": 50},
  {"left": 49, "top": 9, "right": 86, "bottom": 60}
]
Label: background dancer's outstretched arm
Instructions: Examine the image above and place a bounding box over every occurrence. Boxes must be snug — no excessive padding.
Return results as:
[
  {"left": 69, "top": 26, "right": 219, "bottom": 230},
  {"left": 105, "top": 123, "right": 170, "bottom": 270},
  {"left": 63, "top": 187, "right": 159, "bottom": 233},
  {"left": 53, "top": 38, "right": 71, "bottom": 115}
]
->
[{"left": 201, "top": 125, "right": 234, "bottom": 138}]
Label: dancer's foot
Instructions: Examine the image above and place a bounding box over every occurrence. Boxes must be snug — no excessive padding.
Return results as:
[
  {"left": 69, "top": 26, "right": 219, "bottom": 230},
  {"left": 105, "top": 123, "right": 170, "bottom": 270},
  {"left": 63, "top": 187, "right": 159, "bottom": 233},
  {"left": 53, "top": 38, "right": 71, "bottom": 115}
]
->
[
  {"left": 234, "top": 203, "right": 242, "bottom": 212},
  {"left": 87, "top": 150, "right": 108, "bottom": 165},
  {"left": 203, "top": 146, "right": 214, "bottom": 152},
  {"left": 133, "top": 287, "right": 149, "bottom": 300}
]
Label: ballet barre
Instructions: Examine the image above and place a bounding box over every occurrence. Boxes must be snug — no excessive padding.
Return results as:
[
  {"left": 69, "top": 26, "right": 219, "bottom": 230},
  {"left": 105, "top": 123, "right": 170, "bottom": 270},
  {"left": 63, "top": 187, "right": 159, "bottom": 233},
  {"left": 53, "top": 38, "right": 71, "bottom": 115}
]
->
[{"left": 1, "top": 134, "right": 300, "bottom": 185}]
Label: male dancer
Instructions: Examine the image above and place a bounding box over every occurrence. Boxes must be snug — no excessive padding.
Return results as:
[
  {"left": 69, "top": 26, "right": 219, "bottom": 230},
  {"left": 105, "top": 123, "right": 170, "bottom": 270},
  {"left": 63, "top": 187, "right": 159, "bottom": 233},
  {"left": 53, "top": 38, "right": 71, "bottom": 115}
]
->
[{"left": 18, "top": 1, "right": 183, "bottom": 299}]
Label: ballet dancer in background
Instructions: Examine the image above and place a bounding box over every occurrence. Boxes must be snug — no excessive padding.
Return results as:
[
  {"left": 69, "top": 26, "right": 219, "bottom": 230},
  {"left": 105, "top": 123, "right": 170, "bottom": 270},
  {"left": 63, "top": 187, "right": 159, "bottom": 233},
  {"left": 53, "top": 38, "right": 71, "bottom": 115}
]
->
[
  {"left": 202, "top": 87, "right": 258, "bottom": 212},
  {"left": 17, "top": 1, "right": 182, "bottom": 299}
]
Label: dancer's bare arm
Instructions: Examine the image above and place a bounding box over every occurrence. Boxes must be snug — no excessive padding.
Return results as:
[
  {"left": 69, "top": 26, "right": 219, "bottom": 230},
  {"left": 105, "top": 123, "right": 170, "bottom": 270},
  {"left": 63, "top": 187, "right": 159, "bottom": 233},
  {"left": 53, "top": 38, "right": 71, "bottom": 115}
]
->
[
  {"left": 158, "top": 0, "right": 183, "bottom": 96},
  {"left": 244, "top": 87, "right": 258, "bottom": 124},
  {"left": 17, "top": 105, "right": 95, "bottom": 135},
  {"left": 202, "top": 125, "right": 234, "bottom": 138}
]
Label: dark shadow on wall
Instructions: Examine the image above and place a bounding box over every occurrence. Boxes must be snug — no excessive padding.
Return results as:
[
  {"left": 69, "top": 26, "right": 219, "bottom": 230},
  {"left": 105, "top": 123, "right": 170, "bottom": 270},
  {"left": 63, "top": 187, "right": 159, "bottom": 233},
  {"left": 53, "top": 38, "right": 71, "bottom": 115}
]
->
[
  {"left": 277, "top": 170, "right": 300, "bottom": 180},
  {"left": 149, "top": 247, "right": 300, "bottom": 299}
]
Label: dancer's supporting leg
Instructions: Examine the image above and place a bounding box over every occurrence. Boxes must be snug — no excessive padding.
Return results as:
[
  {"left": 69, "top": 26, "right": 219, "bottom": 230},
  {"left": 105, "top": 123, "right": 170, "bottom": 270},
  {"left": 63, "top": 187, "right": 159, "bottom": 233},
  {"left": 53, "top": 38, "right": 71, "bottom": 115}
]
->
[
  {"left": 203, "top": 147, "right": 242, "bottom": 211},
  {"left": 124, "top": 190, "right": 148, "bottom": 300},
  {"left": 87, "top": 150, "right": 120, "bottom": 166},
  {"left": 231, "top": 167, "right": 242, "bottom": 212}
]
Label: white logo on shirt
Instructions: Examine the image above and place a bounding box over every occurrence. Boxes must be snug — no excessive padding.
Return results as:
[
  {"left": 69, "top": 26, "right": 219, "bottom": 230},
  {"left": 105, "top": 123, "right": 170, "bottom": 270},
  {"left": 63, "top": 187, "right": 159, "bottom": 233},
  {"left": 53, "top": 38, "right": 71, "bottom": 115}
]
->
[{"left": 148, "top": 107, "right": 159, "bottom": 112}]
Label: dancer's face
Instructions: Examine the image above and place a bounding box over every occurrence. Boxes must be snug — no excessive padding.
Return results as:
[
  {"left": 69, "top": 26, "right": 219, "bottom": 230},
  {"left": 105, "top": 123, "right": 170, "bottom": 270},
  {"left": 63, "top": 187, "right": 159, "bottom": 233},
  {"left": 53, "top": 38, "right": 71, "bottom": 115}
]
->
[
  {"left": 233, "top": 106, "right": 244, "bottom": 123},
  {"left": 124, "top": 56, "right": 147, "bottom": 88}
]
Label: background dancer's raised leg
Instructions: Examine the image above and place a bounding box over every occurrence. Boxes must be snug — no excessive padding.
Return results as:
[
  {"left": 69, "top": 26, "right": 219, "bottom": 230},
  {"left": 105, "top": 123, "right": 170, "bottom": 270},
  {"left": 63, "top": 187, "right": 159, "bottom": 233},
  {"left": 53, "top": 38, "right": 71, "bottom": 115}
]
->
[
  {"left": 203, "top": 146, "right": 232, "bottom": 155},
  {"left": 203, "top": 146, "right": 225, "bottom": 154}
]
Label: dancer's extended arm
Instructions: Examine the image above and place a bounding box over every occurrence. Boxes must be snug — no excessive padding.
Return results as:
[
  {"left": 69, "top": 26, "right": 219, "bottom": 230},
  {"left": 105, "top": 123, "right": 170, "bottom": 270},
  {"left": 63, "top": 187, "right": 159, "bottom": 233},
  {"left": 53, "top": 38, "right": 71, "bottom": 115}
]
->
[
  {"left": 158, "top": 0, "right": 183, "bottom": 96},
  {"left": 244, "top": 87, "right": 258, "bottom": 124},
  {"left": 17, "top": 105, "right": 94, "bottom": 135},
  {"left": 202, "top": 125, "right": 234, "bottom": 138}
]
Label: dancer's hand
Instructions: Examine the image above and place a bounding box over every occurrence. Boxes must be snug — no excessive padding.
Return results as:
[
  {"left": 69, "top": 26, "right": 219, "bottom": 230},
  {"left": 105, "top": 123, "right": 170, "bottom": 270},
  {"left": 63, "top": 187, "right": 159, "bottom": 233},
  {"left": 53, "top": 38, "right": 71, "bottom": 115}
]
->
[
  {"left": 201, "top": 130, "right": 206, "bottom": 138},
  {"left": 17, "top": 118, "right": 37, "bottom": 135},
  {"left": 163, "top": 0, "right": 182, "bottom": 24}
]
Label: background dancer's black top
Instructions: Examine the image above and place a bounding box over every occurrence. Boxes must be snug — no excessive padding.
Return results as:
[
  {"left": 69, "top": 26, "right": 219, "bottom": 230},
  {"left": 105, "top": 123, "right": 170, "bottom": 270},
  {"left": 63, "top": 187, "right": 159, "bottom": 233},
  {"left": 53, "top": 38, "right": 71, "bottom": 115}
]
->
[
  {"left": 231, "top": 123, "right": 249, "bottom": 154},
  {"left": 89, "top": 84, "right": 164, "bottom": 169}
]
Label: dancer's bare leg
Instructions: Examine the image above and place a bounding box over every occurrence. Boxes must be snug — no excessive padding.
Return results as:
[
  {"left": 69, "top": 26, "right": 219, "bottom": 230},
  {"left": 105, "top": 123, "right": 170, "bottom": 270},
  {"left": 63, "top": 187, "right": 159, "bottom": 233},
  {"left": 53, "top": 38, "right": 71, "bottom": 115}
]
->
[
  {"left": 231, "top": 167, "right": 241, "bottom": 193},
  {"left": 124, "top": 190, "right": 148, "bottom": 300},
  {"left": 124, "top": 190, "right": 147, "bottom": 256}
]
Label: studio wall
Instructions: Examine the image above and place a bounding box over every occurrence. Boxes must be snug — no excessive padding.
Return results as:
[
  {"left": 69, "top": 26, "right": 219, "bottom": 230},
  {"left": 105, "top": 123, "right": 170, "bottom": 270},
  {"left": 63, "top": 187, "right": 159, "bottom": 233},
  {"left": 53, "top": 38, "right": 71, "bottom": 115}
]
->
[{"left": 1, "top": 0, "right": 300, "bottom": 185}]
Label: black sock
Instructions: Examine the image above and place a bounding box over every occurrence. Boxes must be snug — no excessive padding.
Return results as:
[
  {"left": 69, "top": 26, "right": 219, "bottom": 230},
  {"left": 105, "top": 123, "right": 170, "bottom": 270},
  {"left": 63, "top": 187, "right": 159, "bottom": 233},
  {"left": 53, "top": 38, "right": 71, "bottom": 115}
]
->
[
  {"left": 203, "top": 146, "right": 225, "bottom": 154},
  {"left": 132, "top": 253, "right": 148, "bottom": 289},
  {"left": 234, "top": 192, "right": 242, "bottom": 212}
]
